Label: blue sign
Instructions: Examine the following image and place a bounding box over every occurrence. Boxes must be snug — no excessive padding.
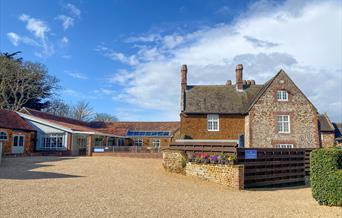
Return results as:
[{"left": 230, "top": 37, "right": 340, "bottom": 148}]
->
[
  {"left": 94, "top": 148, "right": 104, "bottom": 153},
  {"left": 245, "top": 150, "right": 257, "bottom": 159}
]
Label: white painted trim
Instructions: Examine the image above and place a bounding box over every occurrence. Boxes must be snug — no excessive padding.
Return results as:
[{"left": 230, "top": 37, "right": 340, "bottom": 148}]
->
[
  {"left": 176, "top": 139, "right": 238, "bottom": 143},
  {"left": 17, "top": 112, "right": 73, "bottom": 132}
]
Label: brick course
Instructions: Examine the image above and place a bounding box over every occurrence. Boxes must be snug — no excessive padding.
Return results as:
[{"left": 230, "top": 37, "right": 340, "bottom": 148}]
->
[{"left": 180, "top": 114, "right": 244, "bottom": 140}]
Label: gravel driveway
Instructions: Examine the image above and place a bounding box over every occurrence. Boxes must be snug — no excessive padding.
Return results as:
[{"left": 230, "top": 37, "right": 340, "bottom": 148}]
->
[{"left": 0, "top": 156, "right": 341, "bottom": 218}]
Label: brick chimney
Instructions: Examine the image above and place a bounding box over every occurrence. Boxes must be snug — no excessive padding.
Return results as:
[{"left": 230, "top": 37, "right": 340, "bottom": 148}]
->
[
  {"left": 236, "top": 64, "right": 243, "bottom": 91},
  {"left": 181, "top": 64, "right": 187, "bottom": 112}
]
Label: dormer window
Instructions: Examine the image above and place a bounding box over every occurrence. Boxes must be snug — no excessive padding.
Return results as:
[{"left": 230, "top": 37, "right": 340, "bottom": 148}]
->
[
  {"left": 208, "top": 114, "right": 219, "bottom": 131},
  {"left": 277, "top": 90, "right": 288, "bottom": 101}
]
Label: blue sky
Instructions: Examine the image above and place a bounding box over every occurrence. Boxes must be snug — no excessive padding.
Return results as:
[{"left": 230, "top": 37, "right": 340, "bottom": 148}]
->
[{"left": 1, "top": 0, "right": 341, "bottom": 122}]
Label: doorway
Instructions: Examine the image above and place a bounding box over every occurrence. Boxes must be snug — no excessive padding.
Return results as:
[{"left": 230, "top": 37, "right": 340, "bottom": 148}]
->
[{"left": 12, "top": 135, "right": 25, "bottom": 154}]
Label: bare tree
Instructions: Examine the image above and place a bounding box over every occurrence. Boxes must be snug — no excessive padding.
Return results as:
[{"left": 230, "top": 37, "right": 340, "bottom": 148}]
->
[
  {"left": 42, "top": 98, "right": 71, "bottom": 117},
  {"left": 0, "top": 54, "right": 58, "bottom": 111},
  {"left": 71, "top": 101, "right": 94, "bottom": 121},
  {"left": 93, "top": 113, "right": 118, "bottom": 122}
]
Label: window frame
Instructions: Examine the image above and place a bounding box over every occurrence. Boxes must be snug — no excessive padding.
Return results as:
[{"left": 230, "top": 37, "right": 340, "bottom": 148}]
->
[
  {"left": 277, "top": 115, "right": 291, "bottom": 133},
  {"left": 0, "top": 131, "right": 8, "bottom": 140},
  {"left": 134, "top": 138, "right": 143, "bottom": 147},
  {"left": 42, "top": 133, "right": 65, "bottom": 150},
  {"left": 276, "top": 144, "right": 294, "bottom": 148},
  {"left": 207, "top": 114, "right": 219, "bottom": 131},
  {"left": 12, "top": 135, "right": 24, "bottom": 147},
  {"left": 276, "top": 90, "right": 289, "bottom": 101},
  {"left": 152, "top": 139, "right": 160, "bottom": 148}
]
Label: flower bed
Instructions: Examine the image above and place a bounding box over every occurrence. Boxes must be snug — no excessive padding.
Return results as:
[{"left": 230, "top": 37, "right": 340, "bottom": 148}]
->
[{"left": 186, "top": 152, "right": 237, "bottom": 165}]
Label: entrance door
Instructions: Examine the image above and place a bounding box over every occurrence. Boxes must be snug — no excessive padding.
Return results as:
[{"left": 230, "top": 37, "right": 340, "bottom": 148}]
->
[{"left": 12, "top": 135, "right": 25, "bottom": 154}]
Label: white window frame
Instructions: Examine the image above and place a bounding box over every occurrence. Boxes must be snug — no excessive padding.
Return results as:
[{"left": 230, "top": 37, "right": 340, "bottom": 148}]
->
[
  {"left": 0, "top": 131, "right": 8, "bottom": 140},
  {"left": 13, "top": 135, "right": 24, "bottom": 147},
  {"left": 277, "top": 115, "right": 290, "bottom": 133},
  {"left": 208, "top": 114, "right": 219, "bottom": 131},
  {"left": 152, "top": 139, "right": 160, "bottom": 148},
  {"left": 42, "top": 133, "right": 65, "bottom": 150},
  {"left": 276, "top": 144, "right": 294, "bottom": 148},
  {"left": 277, "top": 90, "right": 288, "bottom": 101},
  {"left": 134, "top": 138, "right": 143, "bottom": 146}
]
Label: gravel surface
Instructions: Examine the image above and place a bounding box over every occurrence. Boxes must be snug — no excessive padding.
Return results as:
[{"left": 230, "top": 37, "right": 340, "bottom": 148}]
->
[{"left": 0, "top": 156, "right": 341, "bottom": 218}]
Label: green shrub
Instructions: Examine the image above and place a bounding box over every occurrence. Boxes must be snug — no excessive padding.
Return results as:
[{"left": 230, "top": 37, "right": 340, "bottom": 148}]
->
[{"left": 310, "top": 147, "right": 342, "bottom": 206}]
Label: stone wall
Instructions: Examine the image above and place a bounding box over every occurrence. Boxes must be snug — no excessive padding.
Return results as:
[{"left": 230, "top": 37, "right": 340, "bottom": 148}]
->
[
  {"left": 185, "top": 162, "right": 244, "bottom": 190},
  {"left": 249, "top": 71, "right": 320, "bottom": 148},
  {"left": 162, "top": 150, "right": 187, "bottom": 174},
  {"left": 321, "top": 132, "right": 335, "bottom": 147},
  {"left": 162, "top": 151, "right": 244, "bottom": 189},
  {"left": 180, "top": 114, "right": 244, "bottom": 140}
]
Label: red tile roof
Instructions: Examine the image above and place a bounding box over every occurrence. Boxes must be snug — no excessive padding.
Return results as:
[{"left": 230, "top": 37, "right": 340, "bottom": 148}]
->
[
  {"left": 0, "top": 109, "right": 35, "bottom": 131},
  {"left": 90, "top": 121, "right": 180, "bottom": 137},
  {"left": 20, "top": 108, "right": 180, "bottom": 137}
]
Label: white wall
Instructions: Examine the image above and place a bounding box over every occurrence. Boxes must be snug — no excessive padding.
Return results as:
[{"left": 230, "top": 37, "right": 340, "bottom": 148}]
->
[{"left": 26, "top": 120, "right": 68, "bottom": 150}]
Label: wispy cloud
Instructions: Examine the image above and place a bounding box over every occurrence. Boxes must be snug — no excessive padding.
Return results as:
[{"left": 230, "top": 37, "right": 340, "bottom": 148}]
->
[
  {"left": 67, "top": 72, "right": 88, "bottom": 80},
  {"left": 7, "top": 32, "right": 39, "bottom": 47},
  {"left": 15, "top": 14, "right": 54, "bottom": 56},
  {"left": 56, "top": 15, "right": 74, "bottom": 30},
  {"left": 66, "top": 3, "right": 81, "bottom": 18},
  {"left": 96, "top": 45, "right": 139, "bottom": 66},
  {"left": 99, "top": 0, "right": 342, "bottom": 121},
  {"left": 61, "top": 36, "right": 69, "bottom": 44}
]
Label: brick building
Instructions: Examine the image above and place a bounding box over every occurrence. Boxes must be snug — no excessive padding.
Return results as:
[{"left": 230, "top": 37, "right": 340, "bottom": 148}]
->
[
  {"left": 318, "top": 113, "right": 335, "bottom": 147},
  {"left": 0, "top": 109, "right": 36, "bottom": 155},
  {"left": 92, "top": 122, "right": 180, "bottom": 151},
  {"left": 178, "top": 64, "right": 320, "bottom": 148}
]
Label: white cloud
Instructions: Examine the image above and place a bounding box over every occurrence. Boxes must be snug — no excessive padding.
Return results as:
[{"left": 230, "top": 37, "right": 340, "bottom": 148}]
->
[
  {"left": 67, "top": 72, "right": 88, "bottom": 80},
  {"left": 96, "top": 46, "right": 139, "bottom": 66},
  {"left": 17, "top": 14, "right": 54, "bottom": 56},
  {"left": 7, "top": 32, "right": 39, "bottom": 47},
  {"left": 100, "top": 0, "right": 342, "bottom": 121},
  {"left": 7, "top": 32, "right": 20, "bottom": 46},
  {"left": 61, "top": 36, "right": 69, "bottom": 44},
  {"left": 66, "top": 3, "right": 81, "bottom": 18},
  {"left": 56, "top": 15, "right": 74, "bottom": 30},
  {"left": 94, "top": 88, "right": 115, "bottom": 95},
  {"left": 19, "top": 14, "right": 49, "bottom": 39}
]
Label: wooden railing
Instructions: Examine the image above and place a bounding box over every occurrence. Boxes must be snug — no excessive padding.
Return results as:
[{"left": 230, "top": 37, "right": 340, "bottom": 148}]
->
[{"left": 168, "top": 142, "right": 237, "bottom": 153}]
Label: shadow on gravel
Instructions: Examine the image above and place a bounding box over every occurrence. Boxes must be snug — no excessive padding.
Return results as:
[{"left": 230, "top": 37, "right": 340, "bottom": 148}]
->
[{"left": 0, "top": 156, "right": 82, "bottom": 180}]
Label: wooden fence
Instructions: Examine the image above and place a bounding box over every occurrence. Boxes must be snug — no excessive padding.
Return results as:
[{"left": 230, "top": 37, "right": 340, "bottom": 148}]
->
[
  {"left": 236, "top": 148, "right": 313, "bottom": 188},
  {"left": 168, "top": 143, "right": 314, "bottom": 188}
]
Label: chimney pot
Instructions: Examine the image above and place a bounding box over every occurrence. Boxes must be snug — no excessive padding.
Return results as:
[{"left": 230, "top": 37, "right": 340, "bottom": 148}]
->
[
  {"left": 251, "top": 80, "right": 255, "bottom": 85},
  {"left": 235, "top": 64, "right": 243, "bottom": 91},
  {"left": 226, "top": 80, "right": 232, "bottom": 85},
  {"left": 246, "top": 80, "right": 251, "bottom": 85}
]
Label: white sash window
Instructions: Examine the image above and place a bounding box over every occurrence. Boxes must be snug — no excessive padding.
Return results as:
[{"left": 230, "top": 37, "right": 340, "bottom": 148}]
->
[{"left": 208, "top": 114, "right": 219, "bottom": 131}]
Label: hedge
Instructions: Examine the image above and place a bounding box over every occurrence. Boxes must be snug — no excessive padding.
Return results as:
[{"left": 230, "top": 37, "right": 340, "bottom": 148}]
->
[{"left": 310, "top": 147, "right": 342, "bottom": 206}]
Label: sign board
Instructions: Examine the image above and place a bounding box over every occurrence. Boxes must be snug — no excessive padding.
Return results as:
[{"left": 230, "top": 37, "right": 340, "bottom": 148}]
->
[
  {"left": 94, "top": 148, "right": 104, "bottom": 153},
  {"left": 245, "top": 150, "right": 257, "bottom": 159}
]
